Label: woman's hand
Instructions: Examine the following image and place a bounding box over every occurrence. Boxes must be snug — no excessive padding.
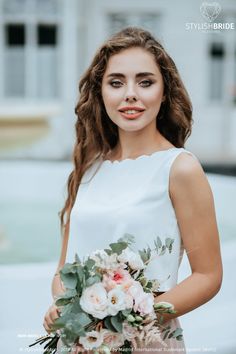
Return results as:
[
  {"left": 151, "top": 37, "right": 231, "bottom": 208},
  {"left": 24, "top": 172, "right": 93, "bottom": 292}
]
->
[{"left": 43, "top": 303, "right": 61, "bottom": 333}]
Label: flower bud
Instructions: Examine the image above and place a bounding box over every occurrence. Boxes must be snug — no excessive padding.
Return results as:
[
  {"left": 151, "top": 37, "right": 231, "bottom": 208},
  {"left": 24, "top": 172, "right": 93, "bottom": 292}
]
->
[
  {"left": 127, "top": 314, "right": 135, "bottom": 322},
  {"left": 135, "top": 316, "right": 143, "bottom": 322},
  {"left": 154, "top": 301, "right": 174, "bottom": 311}
]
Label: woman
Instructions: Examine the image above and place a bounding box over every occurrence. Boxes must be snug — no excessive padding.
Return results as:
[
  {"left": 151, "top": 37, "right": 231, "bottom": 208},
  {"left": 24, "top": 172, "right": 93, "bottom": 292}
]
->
[{"left": 43, "top": 27, "right": 223, "bottom": 353}]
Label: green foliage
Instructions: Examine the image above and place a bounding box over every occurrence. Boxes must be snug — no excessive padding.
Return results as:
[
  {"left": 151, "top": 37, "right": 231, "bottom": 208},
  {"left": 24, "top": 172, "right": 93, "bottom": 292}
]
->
[
  {"left": 154, "top": 236, "right": 174, "bottom": 255},
  {"left": 104, "top": 248, "right": 112, "bottom": 255},
  {"left": 52, "top": 312, "right": 92, "bottom": 348},
  {"left": 85, "top": 274, "right": 102, "bottom": 287},
  {"left": 104, "top": 316, "right": 117, "bottom": 332},
  {"left": 162, "top": 326, "right": 183, "bottom": 341},
  {"left": 165, "top": 237, "right": 174, "bottom": 253},
  {"left": 60, "top": 273, "right": 77, "bottom": 289},
  {"left": 84, "top": 258, "right": 96, "bottom": 270},
  {"left": 55, "top": 289, "right": 77, "bottom": 306},
  {"left": 117, "top": 233, "right": 135, "bottom": 246},
  {"left": 121, "top": 308, "right": 132, "bottom": 317},
  {"left": 139, "top": 246, "right": 152, "bottom": 263},
  {"left": 109, "top": 241, "right": 128, "bottom": 255},
  {"left": 154, "top": 302, "right": 176, "bottom": 314},
  {"left": 61, "top": 296, "right": 83, "bottom": 316},
  {"left": 74, "top": 253, "right": 81, "bottom": 264},
  {"left": 111, "top": 314, "right": 123, "bottom": 333},
  {"left": 29, "top": 233, "right": 179, "bottom": 354},
  {"left": 170, "top": 327, "right": 183, "bottom": 341}
]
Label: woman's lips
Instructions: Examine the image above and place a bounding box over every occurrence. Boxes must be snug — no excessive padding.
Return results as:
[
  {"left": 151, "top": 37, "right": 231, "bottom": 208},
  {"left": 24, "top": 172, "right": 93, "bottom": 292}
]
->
[
  {"left": 118, "top": 106, "right": 145, "bottom": 120},
  {"left": 119, "top": 110, "right": 145, "bottom": 120},
  {"left": 120, "top": 111, "right": 144, "bottom": 119}
]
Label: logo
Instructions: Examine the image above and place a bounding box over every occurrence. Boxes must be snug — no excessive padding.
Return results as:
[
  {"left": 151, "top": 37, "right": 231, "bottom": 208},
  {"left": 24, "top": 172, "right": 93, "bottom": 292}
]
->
[
  {"left": 200, "top": 2, "right": 221, "bottom": 22},
  {"left": 185, "top": 2, "right": 234, "bottom": 32}
]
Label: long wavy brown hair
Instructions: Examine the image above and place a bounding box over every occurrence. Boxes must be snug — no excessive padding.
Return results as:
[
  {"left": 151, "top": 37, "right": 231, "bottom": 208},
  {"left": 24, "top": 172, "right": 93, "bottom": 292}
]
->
[{"left": 60, "top": 26, "right": 193, "bottom": 233}]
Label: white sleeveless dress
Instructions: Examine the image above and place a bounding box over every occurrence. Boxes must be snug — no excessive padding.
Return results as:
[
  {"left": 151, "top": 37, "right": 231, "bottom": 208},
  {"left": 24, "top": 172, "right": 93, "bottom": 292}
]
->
[{"left": 64, "top": 147, "right": 198, "bottom": 353}]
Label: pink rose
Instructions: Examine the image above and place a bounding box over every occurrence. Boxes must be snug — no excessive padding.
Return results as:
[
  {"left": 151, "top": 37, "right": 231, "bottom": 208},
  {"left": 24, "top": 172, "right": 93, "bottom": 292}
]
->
[{"left": 102, "top": 268, "right": 134, "bottom": 292}]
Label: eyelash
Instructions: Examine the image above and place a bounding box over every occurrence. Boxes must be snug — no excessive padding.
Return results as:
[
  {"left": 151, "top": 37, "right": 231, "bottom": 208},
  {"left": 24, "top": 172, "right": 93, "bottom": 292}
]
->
[{"left": 109, "top": 80, "right": 154, "bottom": 88}]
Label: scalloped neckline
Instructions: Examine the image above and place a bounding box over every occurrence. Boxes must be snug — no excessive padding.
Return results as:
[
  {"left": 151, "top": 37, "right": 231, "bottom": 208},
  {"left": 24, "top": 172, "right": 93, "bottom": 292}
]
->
[{"left": 102, "top": 147, "right": 179, "bottom": 164}]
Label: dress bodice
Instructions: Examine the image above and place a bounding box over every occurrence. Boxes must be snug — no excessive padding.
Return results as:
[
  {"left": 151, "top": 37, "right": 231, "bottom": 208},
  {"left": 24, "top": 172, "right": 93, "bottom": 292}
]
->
[{"left": 66, "top": 147, "right": 197, "bottom": 291}]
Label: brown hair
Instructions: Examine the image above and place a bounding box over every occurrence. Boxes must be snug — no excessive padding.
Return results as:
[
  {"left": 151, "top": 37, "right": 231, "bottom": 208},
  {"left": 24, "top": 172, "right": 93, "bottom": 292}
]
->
[{"left": 60, "top": 26, "right": 193, "bottom": 232}]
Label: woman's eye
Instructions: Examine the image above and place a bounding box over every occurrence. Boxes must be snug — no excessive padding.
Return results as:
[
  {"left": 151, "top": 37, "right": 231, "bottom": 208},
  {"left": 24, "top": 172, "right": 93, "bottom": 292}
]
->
[
  {"left": 110, "top": 80, "right": 123, "bottom": 88},
  {"left": 139, "top": 80, "right": 153, "bottom": 87}
]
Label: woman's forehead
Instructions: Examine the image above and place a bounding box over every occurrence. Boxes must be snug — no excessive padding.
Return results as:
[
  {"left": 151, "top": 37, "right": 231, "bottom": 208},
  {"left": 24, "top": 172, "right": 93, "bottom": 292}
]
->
[{"left": 104, "top": 47, "right": 161, "bottom": 77}]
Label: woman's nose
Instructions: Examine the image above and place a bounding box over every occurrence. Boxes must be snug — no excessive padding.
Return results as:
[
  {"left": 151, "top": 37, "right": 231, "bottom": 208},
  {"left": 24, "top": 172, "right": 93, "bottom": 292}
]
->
[{"left": 124, "top": 84, "right": 138, "bottom": 102}]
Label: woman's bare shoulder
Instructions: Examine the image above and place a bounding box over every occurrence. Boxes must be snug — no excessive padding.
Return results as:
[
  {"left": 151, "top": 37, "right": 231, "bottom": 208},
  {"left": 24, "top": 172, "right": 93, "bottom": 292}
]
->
[{"left": 169, "top": 151, "right": 211, "bottom": 201}]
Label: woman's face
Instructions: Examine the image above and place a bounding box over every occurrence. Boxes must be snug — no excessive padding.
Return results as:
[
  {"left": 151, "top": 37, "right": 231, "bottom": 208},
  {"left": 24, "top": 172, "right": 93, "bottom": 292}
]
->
[{"left": 101, "top": 47, "right": 165, "bottom": 133}]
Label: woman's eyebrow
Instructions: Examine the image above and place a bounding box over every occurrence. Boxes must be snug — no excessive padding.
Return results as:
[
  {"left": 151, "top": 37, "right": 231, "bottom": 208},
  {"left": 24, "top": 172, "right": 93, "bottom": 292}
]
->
[{"left": 106, "top": 72, "right": 155, "bottom": 78}]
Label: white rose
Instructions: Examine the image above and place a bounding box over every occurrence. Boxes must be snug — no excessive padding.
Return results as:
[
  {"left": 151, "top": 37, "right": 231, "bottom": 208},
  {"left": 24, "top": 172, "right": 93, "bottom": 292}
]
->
[
  {"left": 101, "top": 329, "right": 125, "bottom": 350},
  {"left": 118, "top": 248, "right": 144, "bottom": 270},
  {"left": 80, "top": 282, "right": 108, "bottom": 319},
  {"left": 124, "top": 293, "right": 134, "bottom": 309},
  {"left": 79, "top": 330, "right": 103, "bottom": 350},
  {"left": 89, "top": 250, "right": 119, "bottom": 270},
  {"left": 127, "top": 281, "right": 144, "bottom": 300},
  {"left": 107, "top": 288, "right": 128, "bottom": 316},
  {"left": 134, "top": 292, "right": 154, "bottom": 316}
]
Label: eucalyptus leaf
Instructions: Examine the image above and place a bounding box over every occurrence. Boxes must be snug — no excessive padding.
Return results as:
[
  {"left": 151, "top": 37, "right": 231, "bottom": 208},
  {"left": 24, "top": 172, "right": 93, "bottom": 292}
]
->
[
  {"left": 117, "top": 233, "right": 135, "bottom": 246},
  {"left": 159, "top": 245, "right": 166, "bottom": 256},
  {"left": 76, "top": 312, "right": 92, "bottom": 327},
  {"left": 109, "top": 242, "right": 128, "bottom": 255},
  {"left": 138, "top": 250, "right": 148, "bottom": 263},
  {"left": 104, "top": 317, "right": 116, "bottom": 332},
  {"left": 154, "top": 236, "right": 162, "bottom": 249},
  {"left": 171, "top": 328, "right": 183, "bottom": 338},
  {"left": 110, "top": 315, "right": 123, "bottom": 333},
  {"left": 60, "top": 303, "right": 73, "bottom": 316},
  {"left": 76, "top": 265, "right": 84, "bottom": 281},
  {"left": 86, "top": 275, "right": 101, "bottom": 287},
  {"left": 60, "top": 326, "right": 78, "bottom": 347},
  {"left": 55, "top": 298, "right": 72, "bottom": 306},
  {"left": 121, "top": 309, "right": 132, "bottom": 317},
  {"left": 60, "top": 273, "right": 78, "bottom": 289},
  {"left": 145, "top": 281, "right": 153, "bottom": 290},
  {"left": 57, "top": 289, "right": 77, "bottom": 300},
  {"left": 74, "top": 253, "right": 81, "bottom": 264},
  {"left": 165, "top": 238, "right": 174, "bottom": 253},
  {"left": 70, "top": 297, "right": 82, "bottom": 314},
  {"left": 51, "top": 312, "right": 72, "bottom": 330},
  {"left": 139, "top": 246, "right": 151, "bottom": 263},
  {"left": 84, "top": 258, "right": 95, "bottom": 270},
  {"left": 176, "top": 335, "right": 183, "bottom": 341},
  {"left": 61, "top": 263, "right": 77, "bottom": 274},
  {"left": 104, "top": 248, "right": 112, "bottom": 255}
]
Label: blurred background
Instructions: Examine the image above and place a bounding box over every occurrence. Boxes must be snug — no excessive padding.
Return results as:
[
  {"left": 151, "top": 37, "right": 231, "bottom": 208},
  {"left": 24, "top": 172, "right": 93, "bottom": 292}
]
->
[{"left": 0, "top": 0, "right": 235, "bottom": 353}]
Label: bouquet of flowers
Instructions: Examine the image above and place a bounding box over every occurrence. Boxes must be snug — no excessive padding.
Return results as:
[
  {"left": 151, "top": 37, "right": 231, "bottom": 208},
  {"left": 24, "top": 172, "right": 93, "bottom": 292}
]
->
[{"left": 30, "top": 234, "right": 183, "bottom": 354}]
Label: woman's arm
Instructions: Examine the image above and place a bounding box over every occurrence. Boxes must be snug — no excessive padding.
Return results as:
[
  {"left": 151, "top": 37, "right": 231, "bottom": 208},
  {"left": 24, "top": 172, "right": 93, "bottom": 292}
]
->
[
  {"left": 43, "top": 223, "right": 70, "bottom": 333},
  {"left": 51, "top": 222, "right": 70, "bottom": 299},
  {"left": 155, "top": 153, "right": 223, "bottom": 323}
]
